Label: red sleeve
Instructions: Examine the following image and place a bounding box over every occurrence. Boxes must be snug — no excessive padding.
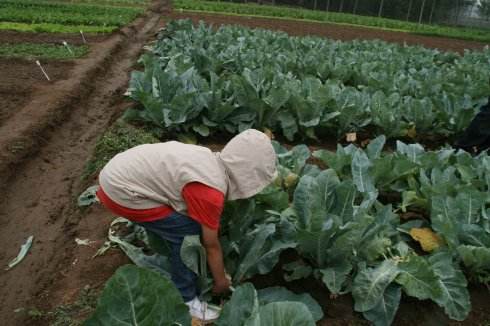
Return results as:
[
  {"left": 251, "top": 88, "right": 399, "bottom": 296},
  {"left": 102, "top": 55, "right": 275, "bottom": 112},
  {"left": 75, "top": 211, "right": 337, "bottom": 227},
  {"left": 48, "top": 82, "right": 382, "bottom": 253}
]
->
[{"left": 182, "top": 182, "right": 225, "bottom": 230}]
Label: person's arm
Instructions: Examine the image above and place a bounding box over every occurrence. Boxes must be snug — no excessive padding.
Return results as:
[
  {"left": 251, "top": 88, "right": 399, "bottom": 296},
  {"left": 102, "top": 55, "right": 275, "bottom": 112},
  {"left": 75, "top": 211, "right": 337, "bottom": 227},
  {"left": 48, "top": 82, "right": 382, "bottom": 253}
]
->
[{"left": 201, "top": 225, "right": 231, "bottom": 294}]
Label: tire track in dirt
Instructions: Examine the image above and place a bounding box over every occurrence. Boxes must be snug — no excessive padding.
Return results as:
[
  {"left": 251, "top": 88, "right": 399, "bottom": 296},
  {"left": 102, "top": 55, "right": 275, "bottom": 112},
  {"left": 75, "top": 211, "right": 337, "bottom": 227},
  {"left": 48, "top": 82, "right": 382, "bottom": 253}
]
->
[{"left": 0, "top": 2, "right": 167, "bottom": 324}]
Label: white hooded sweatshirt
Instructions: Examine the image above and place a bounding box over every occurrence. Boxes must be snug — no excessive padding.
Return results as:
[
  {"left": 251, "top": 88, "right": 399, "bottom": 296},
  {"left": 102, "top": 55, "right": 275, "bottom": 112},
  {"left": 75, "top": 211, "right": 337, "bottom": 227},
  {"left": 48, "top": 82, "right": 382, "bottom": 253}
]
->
[{"left": 98, "top": 129, "right": 277, "bottom": 213}]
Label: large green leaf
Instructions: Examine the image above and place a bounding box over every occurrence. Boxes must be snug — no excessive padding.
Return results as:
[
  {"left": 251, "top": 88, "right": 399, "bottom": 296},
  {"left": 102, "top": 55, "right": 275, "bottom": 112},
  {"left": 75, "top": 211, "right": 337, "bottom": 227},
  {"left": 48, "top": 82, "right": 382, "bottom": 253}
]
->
[
  {"left": 314, "top": 144, "right": 357, "bottom": 174},
  {"left": 366, "top": 135, "right": 386, "bottom": 160},
  {"left": 295, "top": 225, "right": 338, "bottom": 267},
  {"left": 255, "top": 186, "right": 289, "bottom": 211},
  {"left": 453, "top": 189, "right": 486, "bottom": 225},
  {"left": 431, "top": 195, "right": 460, "bottom": 249},
  {"left": 84, "top": 265, "right": 190, "bottom": 326},
  {"left": 362, "top": 284, "right": 401, "bottom": 326},
  {"left": 457, "top": 245, "right": 490, "bottom": 282},
  {"left": 428, "top": 251, "right": 471, "bottom": 321},
  {"left": 327, "top": 214, "right": 378, "bottom": 262},
  {"left": 318, "top": 260, "right": 352, "bottom": 295},
  {"left": 215, "top": 283, "right": 259, "bottom": 326},
  {"left": 459, "top": 224, "right": 490, "bottom": 247},
  {"left": 217, "top": 284, "right": 316, "bottom": 326},
  {"left": 293, "top": 170, "right": 340, "bottom": 231},
  {"left": 180, "top": 235, "right": 209, "bottom": 293},
  {"left": 99, "top": 218, "right": 172, "bottom": 278},
  {"left": 351, "top": 149, "right": 376, "bottom": 193},
  {"left": 396, "top": 141, "right": 425, "bottom": 163},
  {"left": 232, "top": 223, "right": 295, "bottom": 282},
  {"left": 258, "top": 302, "right": 316, "bottom": 326},
  {"left": 232, "top": 224, "right": 275, "bottom": 282},
  {"left": 353, "top": 260, "right": 400, "bottom": 312},
  {"left": 330, "top": 180, "right": 357, "bottom": 223},
  {"left": 180, "top": 235, "right": 206, "bottom": 276},
  {"left": 276, "top": 144, "right": 311, "bottom": 174},
  {"left": 257, "top": 287, "right": 323, "bottom": 322},
  {"left": 396, "top": 255, "right": 442, "bottom": 301},
  {"left": 277, "top": 111, "right": 298, "bottom": 141}
]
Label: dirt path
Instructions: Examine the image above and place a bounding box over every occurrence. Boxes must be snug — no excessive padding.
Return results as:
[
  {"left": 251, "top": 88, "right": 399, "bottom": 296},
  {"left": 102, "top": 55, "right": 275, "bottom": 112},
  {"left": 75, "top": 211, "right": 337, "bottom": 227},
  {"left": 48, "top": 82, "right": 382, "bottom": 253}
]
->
[
  {"left": 170, "top": 12, "right": 489, "bottom": 54},
  {"left": 0, "top": 2, "right": 168, "bottom": 324}
]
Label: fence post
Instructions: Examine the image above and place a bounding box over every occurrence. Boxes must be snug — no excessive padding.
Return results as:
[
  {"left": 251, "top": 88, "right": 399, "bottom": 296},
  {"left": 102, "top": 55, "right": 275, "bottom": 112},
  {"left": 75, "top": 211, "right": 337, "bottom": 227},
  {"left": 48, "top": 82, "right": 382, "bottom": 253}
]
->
[
  {"left": 353, "top": 0, "right": 359, "bottom": 14},
  {"left": 378, "top": 0, "right": 385, "bottom": 17},
  {"left": 429, "top": 0, "right": 437, "bottom": 24},
  {"left": 406, "top": 0, "right": 413, "bottom": 21},
  {"left": 418, "top": 0, "right": 427, "bottom": 24}
]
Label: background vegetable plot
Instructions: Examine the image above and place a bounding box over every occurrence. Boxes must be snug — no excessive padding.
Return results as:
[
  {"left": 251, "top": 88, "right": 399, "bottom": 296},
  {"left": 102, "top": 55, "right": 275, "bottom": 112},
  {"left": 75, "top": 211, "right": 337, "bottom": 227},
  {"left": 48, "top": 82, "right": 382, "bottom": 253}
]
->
[
  {"left": 173, "top": 0, "right": 490, "bottom": 43},
  {"left": 125, "top": 20, "right": 490, "bottom": 142},
  {"left": 0, "top": 0, "right": 150, "bottom": 127},
  {"left": 0, "top": 0, "right": 144, "bottom": 33}
]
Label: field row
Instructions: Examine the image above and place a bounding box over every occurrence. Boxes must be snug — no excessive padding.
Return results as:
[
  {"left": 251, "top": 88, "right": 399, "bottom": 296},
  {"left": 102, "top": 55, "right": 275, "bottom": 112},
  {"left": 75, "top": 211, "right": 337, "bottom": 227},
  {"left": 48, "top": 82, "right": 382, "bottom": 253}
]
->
[
  {"left": 0, "top": 0, "right": 153, "bottom": 128},
  {"left": 126, "top": 20, "right": 490, "bottom": 142},
  {"left": 174, "top": 0, "right": 490, "bottom": 43},
  {"left": 80, "top": 19, "right": 490, "bottom": 326},
  {"left": 0, "top": 0, "right": 151, "bottom": 61},
  {"left": 84, "top": 132, "right": 490, "bottom": 325},
  {"left": 0, "top": 0, "right": 145, "bottom": 34}
]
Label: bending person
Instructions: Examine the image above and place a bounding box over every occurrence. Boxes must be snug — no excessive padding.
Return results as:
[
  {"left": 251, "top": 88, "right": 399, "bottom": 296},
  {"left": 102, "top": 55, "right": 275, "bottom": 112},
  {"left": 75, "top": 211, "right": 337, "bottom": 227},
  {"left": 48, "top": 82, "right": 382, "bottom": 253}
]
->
[{"left": 96, "top": 129, "right": 277, "bottom": 322}]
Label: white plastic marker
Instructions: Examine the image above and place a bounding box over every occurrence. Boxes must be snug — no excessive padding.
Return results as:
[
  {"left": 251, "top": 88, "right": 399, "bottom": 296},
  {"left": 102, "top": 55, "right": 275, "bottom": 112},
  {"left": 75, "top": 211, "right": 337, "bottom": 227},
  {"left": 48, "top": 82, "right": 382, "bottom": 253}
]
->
[
  {"left": 35, "top": 60, "right": 51, "bottom": 81},
  {"left": 62, "top": 41, "right": 74, "bottom": 55},
  {"left": 80, "top": 30, "right": 87, "bottom": 44}
]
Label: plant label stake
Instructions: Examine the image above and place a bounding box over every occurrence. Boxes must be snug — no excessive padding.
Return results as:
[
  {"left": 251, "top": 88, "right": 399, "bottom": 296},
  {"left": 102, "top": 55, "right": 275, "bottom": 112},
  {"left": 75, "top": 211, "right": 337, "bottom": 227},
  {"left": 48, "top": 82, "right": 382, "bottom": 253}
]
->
[
  {"left": 62, "top": 41, "right": 74, "bottom": 55},
  {"left": 35, "top": 60, "right": 50, "bottom": 81},
  {"left": 80, "top": 30, "right": 87, "bottom": 44}
]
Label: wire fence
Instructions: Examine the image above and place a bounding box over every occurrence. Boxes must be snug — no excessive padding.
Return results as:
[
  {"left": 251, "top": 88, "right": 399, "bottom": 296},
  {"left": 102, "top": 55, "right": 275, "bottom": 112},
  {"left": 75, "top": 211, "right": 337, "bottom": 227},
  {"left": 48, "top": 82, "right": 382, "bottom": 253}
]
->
[{"left": 230, "top": 0, "right": 490, "bottom": 29}]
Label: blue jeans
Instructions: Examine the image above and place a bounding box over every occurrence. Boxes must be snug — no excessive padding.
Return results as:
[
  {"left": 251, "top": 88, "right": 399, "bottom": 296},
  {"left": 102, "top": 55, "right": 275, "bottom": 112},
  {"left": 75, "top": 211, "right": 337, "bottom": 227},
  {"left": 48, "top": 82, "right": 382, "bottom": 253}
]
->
[{"left": 137, "top": 212, "right": 201, "bottom": 302}]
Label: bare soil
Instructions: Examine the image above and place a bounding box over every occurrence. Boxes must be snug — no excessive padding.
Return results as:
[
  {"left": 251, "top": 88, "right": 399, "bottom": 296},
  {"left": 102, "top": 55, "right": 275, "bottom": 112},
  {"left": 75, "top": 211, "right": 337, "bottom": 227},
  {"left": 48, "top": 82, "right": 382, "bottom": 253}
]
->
[
  {"left": 170, "top": 12, "right": 489, "bottom": 54},
  {"left": 0, "top": 1, "right": 168, "bottom": 325},
  {"left": 0, "top": 30, "right": 108, "bottom": 45},
  {"left": 0, "top": 59, "right": 74, "bottom": 127},
  {"left": 0, "top": 5, "right": 489, "bottom": 326}
]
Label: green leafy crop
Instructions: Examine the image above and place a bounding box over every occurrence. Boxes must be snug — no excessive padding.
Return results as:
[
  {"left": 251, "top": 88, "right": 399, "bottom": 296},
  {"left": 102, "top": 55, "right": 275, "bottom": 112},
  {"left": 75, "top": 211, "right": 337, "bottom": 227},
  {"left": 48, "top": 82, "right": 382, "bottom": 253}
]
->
[
  {"left": 125, "top": 20, "right": 490, "bottom": 141},
  {"left": 88, "top": 138, "right": 490, "bottom": 325},
  {"left": 84, "top": 265, "right": 191, "bottom": 326}
]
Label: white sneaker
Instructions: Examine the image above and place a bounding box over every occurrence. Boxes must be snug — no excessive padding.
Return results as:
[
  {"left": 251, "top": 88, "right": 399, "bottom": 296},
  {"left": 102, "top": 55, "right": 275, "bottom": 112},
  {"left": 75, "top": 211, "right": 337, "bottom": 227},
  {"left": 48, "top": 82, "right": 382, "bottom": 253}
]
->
[{"left": 185, "top": 297, "right": 221, "bottom": 323}]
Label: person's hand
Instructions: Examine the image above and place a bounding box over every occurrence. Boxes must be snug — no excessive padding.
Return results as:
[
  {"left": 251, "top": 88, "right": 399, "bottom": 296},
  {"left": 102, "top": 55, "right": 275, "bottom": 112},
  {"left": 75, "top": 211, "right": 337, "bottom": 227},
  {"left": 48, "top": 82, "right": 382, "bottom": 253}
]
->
[{"left": 212, "top": 276, "right": 231, "bottom": 295}]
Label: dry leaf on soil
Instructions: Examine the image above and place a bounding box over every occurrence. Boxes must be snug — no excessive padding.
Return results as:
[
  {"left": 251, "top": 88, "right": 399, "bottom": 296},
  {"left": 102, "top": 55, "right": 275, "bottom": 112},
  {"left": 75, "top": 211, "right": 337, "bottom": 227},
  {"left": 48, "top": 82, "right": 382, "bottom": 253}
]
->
[{"left": 409, "top": 227, "right": 444, "bottom": 252}]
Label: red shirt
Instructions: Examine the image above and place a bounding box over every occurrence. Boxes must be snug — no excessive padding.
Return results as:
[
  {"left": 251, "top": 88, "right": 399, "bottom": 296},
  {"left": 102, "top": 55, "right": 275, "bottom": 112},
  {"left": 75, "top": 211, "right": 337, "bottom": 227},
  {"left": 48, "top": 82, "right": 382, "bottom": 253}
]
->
[{"left": 96, "top": 182, "right": 224, "bottom": 230}]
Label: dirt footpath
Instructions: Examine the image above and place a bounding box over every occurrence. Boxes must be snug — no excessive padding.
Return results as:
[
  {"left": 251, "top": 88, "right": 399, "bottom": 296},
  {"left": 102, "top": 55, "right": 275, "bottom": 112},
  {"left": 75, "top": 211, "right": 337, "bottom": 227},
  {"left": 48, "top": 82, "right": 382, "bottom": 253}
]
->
[{"left": 0, "top": 1, "right": 168, "bottom": 324}]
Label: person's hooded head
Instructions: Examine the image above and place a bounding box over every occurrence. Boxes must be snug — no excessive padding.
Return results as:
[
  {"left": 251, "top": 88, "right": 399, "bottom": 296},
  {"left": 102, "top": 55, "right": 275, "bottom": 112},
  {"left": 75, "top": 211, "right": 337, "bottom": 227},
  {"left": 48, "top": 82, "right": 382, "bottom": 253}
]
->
[{"left": 217, "top": 129, "right": 277, "bottom": 200}]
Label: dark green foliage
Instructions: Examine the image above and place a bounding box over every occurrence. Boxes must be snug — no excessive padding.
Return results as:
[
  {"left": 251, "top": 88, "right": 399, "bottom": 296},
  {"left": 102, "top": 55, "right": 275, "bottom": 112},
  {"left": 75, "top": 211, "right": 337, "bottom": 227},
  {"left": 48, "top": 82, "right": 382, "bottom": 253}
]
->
[
  {"left": 0, "top": 43, "right": 88, "bottom": 59},
  {"left": 82, "top": 121, "right": 159, "bottom": 180}
]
